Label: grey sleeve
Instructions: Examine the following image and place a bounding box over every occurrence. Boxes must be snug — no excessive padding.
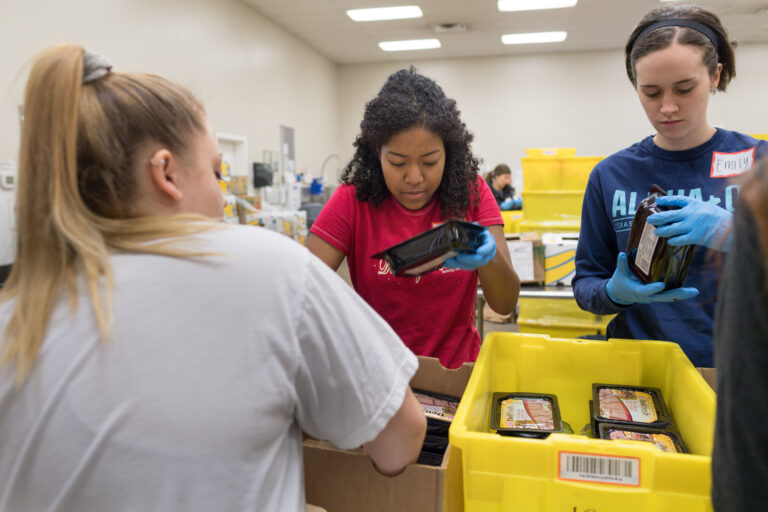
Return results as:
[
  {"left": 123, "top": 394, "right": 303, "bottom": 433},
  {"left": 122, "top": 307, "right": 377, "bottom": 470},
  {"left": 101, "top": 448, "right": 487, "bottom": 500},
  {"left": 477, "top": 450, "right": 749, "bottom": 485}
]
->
[
  {"left": 292, "top": 254, "right": 418, "bottom": 450},
  {"left": 712, "top": 200, "right": 768, "bottom": 511}
]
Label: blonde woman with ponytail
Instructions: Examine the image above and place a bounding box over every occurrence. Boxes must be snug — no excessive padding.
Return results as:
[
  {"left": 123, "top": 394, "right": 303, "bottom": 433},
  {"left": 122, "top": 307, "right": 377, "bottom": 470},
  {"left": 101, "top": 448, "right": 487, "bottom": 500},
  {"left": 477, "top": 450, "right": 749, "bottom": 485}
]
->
[{"left": 0, "top": 45, "right": 425, "bottom": 511}]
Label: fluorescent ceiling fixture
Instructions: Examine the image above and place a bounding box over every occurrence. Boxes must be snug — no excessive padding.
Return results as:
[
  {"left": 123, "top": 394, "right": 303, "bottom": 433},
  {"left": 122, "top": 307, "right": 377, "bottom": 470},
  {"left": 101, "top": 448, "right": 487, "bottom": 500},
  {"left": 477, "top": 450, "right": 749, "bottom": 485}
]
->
[
  {"left": 498, "top": 0, "right": 577, "bottom": 12},
  {"left": 379, "top": 38, "right": 441, "bottom": 51},
  {"left": 346, "top": 5, "right": 423, "bottom": 22},
  {"left": 502, "top": 31, "right": 567, "bottom": 45}
]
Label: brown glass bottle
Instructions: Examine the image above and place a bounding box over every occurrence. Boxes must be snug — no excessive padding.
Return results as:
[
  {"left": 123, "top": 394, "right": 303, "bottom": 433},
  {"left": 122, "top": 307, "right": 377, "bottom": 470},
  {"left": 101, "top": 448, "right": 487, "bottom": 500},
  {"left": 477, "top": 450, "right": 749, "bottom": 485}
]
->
[{"left": 626, "top": 185, "right": 694, "bottom": 289}]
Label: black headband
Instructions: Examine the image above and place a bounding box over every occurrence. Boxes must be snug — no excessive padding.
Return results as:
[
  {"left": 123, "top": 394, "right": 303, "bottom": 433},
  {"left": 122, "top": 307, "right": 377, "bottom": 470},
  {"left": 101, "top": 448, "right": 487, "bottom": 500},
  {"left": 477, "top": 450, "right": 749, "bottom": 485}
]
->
[{"left": 632, "top": 18, "right": 719, "bottom": 56}]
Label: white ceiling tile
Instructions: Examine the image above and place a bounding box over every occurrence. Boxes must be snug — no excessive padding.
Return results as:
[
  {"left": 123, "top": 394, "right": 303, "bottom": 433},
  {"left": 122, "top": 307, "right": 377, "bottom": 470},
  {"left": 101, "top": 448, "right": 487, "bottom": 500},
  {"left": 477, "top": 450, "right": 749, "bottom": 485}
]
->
[{"left": 240, "top": 0, "right": 768, "bottom": 63}]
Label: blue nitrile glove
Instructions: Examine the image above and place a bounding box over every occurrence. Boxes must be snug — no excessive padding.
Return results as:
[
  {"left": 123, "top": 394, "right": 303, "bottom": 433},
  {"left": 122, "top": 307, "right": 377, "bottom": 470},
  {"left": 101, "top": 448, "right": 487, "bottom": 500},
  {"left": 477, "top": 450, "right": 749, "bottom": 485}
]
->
[
  {"left": 647, "top": 195, "right": 733, "bottom": 251},
  {"left": 605, "top": 252, "right": 699, "bottom": 305},
  {"left": 499, "top": 198, "right": 514, "bottom": 210},
  {"left": 444, "top": 227, "right": 496, "bottom": 271}
]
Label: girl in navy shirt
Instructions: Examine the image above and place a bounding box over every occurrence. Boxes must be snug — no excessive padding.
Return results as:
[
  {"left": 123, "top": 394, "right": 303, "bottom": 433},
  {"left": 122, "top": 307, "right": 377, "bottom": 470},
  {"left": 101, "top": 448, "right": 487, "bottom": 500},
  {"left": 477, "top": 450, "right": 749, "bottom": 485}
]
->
[{"left": 573, "top": 5, "right": 767, "bottom": 367}]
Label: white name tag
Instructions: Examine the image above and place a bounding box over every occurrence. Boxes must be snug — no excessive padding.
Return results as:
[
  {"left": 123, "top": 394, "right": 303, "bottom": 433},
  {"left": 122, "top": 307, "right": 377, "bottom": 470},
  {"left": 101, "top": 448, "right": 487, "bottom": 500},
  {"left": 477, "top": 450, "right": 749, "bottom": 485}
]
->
[{"left": 710, "top": 148, "right": 755, "bottom": 178}]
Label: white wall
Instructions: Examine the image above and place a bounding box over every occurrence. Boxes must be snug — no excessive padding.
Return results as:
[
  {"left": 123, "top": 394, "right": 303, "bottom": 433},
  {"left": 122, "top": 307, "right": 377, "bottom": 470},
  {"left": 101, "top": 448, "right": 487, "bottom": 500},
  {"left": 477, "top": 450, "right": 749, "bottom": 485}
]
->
[
  {"left": 0, "top": 0, "right": 338, "bottom": 264},
  {"left": 336, "top": 44, "right": 768, "bottom": 179},
  {"left": 2, "top": 1, "right": 767, "bottom": 265}
]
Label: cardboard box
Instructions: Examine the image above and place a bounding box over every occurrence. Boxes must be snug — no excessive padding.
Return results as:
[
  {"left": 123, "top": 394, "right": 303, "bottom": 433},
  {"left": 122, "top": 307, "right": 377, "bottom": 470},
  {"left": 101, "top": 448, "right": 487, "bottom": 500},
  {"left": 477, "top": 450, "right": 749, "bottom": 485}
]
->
[
  {"left": 223, "top": 194, "right": 238, "bottom": 224},
  {"left": 506, "top": 234, "right": 545, "bottom": 284},
  {"left": 218, "top": 176, "right": 230, "bottom": 194},
  {"left": 230, "top": 175, "right": 249, "bottom": 195},
  {"left": 303, "top": 356, "right": 474, "bottom": 512},
  {"left": 542, "top": 232, "right": 579, "bottom": 286},
  {"left": 235, "top": 196, "right": 262, "bottom": 224},
  {"left": 244, "top": 209, "right": 308, "bottom": 244},
  {"left": 698, "top": 367, "right": 717, "bottom": 392}
]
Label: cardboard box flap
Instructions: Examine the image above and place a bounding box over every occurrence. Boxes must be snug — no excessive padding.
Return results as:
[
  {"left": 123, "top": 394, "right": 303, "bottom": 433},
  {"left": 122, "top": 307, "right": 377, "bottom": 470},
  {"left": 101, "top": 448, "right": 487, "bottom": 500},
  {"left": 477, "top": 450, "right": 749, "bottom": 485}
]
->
[
  {"left": 304, "top": 355, "right": 472, "bottom": 512},
  {"left": 304, "top": 438, "right": 445, "bottom": 512},
  {"left": 410, "top": 356, "right": 474, "bottom": 399}
]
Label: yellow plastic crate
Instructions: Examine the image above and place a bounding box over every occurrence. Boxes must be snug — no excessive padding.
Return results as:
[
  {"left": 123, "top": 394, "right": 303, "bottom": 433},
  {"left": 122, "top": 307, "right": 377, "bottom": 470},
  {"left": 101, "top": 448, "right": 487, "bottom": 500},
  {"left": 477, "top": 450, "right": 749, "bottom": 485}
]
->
[
  {"left": 518, "top": 219, "right": 581, "bottom": 234},
  {"left": 501, "top": 210, "right": 524, "bottom": 234},
  {"left": 450, "top": 333, "right": 716, "bottom": 512},
  {"left": 517, "top": 297, "right": 613, "bottom": 338},
  {"left": 521, "top": 191, "right": 584, "bottom": 225},
  {"left": 522, "top": 156, "right": 603, "bottom": 192},
  {"left": 525, "top": 148, "right": 577, "bottom": 157}
]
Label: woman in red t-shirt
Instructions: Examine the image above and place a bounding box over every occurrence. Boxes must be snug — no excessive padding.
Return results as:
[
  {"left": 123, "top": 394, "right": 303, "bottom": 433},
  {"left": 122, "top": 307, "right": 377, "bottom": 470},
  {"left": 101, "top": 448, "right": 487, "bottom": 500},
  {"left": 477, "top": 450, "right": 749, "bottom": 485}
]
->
[{"left": 306, "top": 67, "right": 520, "bottom": 368}]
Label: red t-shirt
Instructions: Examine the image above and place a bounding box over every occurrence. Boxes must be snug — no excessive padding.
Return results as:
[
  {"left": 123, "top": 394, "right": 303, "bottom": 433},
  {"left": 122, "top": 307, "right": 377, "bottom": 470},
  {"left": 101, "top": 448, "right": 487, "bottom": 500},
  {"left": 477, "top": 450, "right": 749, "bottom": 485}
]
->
[{"left": 310, "top": 175, "right": 503, "bottom": 368}]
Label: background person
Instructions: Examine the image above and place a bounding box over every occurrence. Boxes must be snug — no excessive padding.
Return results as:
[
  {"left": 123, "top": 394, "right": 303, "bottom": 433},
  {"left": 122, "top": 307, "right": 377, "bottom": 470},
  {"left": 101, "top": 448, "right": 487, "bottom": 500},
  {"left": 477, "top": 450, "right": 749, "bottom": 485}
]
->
[
  {"left": 484, "top": 163, "right": 520, "bottom": 210},
  {"left": 306, "top": 67, "right": 520, "bottom": 369},
  {"left": 572, "top": 5, "right": 767, "bottom": 368},
  {"left": 0, "top": 45, "right": 426, "bottom": 512}
]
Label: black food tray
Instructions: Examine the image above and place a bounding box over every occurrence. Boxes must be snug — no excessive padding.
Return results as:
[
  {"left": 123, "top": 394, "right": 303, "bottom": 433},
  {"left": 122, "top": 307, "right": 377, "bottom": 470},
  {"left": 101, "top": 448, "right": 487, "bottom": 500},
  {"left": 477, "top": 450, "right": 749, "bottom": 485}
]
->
[{"left": 372, "top": 220, "right": 485, "bottom": 277}]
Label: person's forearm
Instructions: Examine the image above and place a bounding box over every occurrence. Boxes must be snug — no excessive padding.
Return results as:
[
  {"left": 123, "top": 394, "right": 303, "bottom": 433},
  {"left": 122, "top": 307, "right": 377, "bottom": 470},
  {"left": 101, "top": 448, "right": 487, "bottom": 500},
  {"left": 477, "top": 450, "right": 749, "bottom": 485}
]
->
[
  {"left": 478, "top": 257, "right": 520, "bottom": 314},
  {"left": 363, "top": 388, "right": 426, "bottom": 476},
  {"left": 573, "top": 277, "right": 629, "bottom": 316}
]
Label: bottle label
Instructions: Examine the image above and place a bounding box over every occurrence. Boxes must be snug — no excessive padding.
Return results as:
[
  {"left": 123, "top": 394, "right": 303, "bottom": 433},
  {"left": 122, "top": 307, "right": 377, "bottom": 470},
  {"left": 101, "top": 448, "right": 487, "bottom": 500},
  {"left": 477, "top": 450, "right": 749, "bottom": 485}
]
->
[{"left": 636, "top": 221, "right": 658, "bottom": 276}]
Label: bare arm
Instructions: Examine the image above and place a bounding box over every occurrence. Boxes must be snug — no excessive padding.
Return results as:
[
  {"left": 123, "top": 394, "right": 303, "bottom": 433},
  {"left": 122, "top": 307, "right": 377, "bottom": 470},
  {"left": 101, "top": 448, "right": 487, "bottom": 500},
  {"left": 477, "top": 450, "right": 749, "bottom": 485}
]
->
[
  {"left": 363, "top": 387, "right": 426, "bottom": 476},
  {"left": 477, "top": 225, "right": 520, "bottom": 314},
  {"left": 305, "top": 233, "right": 346, "bottom": 272}
]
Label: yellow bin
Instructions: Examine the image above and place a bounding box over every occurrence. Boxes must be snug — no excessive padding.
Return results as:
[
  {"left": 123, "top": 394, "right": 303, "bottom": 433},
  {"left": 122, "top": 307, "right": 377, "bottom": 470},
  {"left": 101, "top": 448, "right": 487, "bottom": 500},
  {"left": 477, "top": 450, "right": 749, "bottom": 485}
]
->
[
  {"left": 522, "top": 156, "right": 603, "bottom": 192},
  {"left": 521, "top": 191, "right": 584, "bottom": 224},
  {"left": 518, "top": 219, "right": 582, "bottom": 234},
  {"left": 517, "top": 297, "right": 613, "bottom": 338},
  {"left": 525, "top": 148, "right": 577, "bottom": 157},
  {"left": 450, "top": 332, "right": 716, "bottom": 512},
  {"left": 501, "top": 210, "right": 524, "bottom": 234}
]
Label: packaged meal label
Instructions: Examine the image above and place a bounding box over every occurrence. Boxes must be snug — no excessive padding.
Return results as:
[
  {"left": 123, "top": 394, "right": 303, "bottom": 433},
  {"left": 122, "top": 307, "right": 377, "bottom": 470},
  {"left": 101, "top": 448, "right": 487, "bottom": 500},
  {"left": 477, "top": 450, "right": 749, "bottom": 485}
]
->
[
  {"left": 415, "top": 393, "right": 458, "bottom": 422},
  {"left": 607, "top": 430, "right": 679, "bottom": 453},
  {"left": 501, "top": 398, "right": 554, "bottom": 430},
  {"left": 598, "top": 388, "right": 658, "bottom": 423}
]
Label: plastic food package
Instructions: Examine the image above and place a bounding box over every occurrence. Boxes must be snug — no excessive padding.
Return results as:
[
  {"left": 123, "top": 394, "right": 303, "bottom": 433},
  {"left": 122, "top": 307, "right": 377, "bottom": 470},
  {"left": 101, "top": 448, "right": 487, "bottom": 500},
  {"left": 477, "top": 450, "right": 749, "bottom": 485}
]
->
[
  {"left": 598, "top": 423, "right": 688, "bottom": 454},
  {"left": 592, "top": 384, "right": 671, "bottom": 429},
  {"left": 626, "top": 184, "right": 694, "bottom": 288},
  {"left": 414, "top": 389, "right": 459, "bottom": 423},
  {"left": 372, "top": 220, "right": 485, "bottom": 277},
  {"left": 490, "top": 392, "right": 564, "bottom": 438},
  {"left": 413, "top": 389, "right": 460, "bottom": 465}
]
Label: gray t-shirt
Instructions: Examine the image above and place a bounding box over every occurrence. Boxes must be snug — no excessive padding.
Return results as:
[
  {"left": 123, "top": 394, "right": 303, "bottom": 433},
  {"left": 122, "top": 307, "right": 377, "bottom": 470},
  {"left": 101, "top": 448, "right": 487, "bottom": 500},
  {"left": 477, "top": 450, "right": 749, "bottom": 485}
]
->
[{"left": 0, "top": 225, "right": 417, "bottom": 511}]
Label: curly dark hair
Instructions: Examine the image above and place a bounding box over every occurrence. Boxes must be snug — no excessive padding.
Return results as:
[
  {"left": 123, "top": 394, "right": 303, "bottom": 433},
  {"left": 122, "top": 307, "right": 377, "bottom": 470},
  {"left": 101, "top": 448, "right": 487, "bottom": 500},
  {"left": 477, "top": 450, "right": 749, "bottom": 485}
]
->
[
  {"left": 341, "top": 66, "right": 480, "bottom": 218},
  {"left": 625, "top": 5, "right": 736, "bottom": 92}
]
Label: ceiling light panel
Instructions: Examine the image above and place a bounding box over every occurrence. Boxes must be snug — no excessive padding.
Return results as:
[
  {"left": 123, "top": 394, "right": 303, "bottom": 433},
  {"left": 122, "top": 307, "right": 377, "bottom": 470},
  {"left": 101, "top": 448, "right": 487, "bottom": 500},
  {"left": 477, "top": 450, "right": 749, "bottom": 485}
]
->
[
  {"left": 498, "top": 0, "right": 577, "bottom": 12},
  {"left": 378, "top": 39, "right": 441, "bottom": 51},
  {"left": 347, "top": 5, "right": 423, "bottom": 22},
  {"left": 502, "top": 31, "right": 568, "bottom": 45}
]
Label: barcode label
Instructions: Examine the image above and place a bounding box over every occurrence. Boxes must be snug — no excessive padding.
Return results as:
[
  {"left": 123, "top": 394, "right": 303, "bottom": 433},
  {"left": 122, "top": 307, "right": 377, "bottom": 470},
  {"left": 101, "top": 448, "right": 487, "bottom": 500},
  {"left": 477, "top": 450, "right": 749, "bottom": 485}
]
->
[{"left": 559, "top": 452, "right": 640, "bottom": 486}]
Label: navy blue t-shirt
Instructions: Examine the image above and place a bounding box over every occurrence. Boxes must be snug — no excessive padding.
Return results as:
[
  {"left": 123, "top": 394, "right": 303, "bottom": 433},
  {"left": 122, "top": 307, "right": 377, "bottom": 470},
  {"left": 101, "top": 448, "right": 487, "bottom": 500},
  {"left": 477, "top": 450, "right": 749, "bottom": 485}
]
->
[{"left": 573, "top": 128, "right": 768, "bottom": 367}]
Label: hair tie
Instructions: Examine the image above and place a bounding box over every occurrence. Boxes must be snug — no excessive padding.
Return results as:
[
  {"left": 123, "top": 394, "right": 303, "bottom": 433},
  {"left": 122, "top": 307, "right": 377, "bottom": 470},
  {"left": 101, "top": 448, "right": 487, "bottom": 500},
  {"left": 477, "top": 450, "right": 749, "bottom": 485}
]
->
[
  {"left": 632, "top": 18, "right": 719, "bottom": 56},
  {"left": 82, "top": 50, "right": 113, "bottom": 84}
]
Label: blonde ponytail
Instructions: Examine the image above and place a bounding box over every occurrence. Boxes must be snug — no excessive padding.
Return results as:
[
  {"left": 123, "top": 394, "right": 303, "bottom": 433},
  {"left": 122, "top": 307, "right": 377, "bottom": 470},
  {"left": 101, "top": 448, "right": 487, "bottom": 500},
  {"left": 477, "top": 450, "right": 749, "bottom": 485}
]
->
[{"left": 1, "top": 45, "right": 215, "bottom": 384}]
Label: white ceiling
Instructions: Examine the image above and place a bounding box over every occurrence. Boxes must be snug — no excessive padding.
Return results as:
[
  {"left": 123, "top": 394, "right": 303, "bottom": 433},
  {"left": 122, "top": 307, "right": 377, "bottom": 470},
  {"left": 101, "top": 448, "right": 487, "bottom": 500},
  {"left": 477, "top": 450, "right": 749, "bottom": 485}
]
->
[{"left": 240, "top": 0, "right": 768, "bottom": 64}]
